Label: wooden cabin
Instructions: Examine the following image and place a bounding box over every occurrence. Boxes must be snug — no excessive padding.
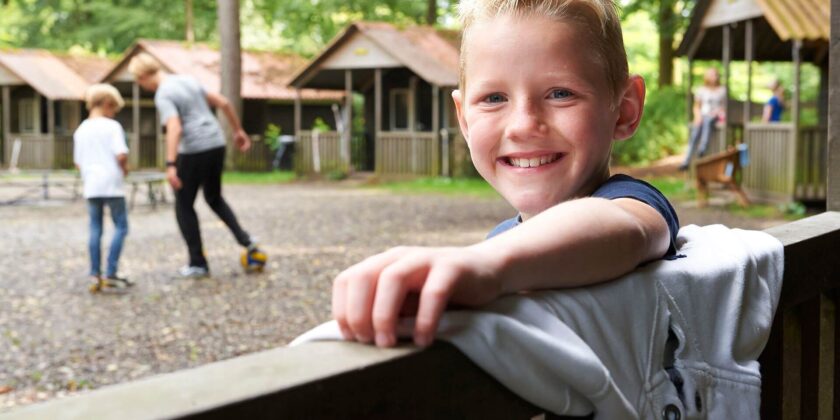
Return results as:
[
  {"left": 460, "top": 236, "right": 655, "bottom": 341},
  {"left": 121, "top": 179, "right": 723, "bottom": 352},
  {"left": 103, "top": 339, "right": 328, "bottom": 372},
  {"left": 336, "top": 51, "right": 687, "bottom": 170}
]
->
[
  {"left": 101, "top": 40, "right": 345, "bottom": 171},
  {"left": 677, "top": 0, "right": 829, "bottom": 203},
  {"left": 0, "top": 50, "right": 112, "bottom": 170},
  {"left": 288, "top": 22, "right": 473, "bottom": 177}
]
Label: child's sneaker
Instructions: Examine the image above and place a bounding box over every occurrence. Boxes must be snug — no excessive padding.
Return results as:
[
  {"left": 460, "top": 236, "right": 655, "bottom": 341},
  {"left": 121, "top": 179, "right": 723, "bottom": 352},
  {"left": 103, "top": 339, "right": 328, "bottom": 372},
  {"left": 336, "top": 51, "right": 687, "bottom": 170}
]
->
[
  {"left": 179, "top": 265, "right": 210, "bottom": 279},
  {"left": 241, "top": 245, "right": 267, "bottom": 273},
  {"left": 105, "top": 274, "right": 135, "bottom": 288}
]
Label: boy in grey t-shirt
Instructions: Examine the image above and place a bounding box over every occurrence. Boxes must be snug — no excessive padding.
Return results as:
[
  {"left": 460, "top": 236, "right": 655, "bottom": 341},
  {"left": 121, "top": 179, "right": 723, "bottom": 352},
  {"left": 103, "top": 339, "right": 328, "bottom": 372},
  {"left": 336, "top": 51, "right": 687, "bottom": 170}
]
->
[{"left": 129, "top": 53, "right": 264, "bottom": 278}]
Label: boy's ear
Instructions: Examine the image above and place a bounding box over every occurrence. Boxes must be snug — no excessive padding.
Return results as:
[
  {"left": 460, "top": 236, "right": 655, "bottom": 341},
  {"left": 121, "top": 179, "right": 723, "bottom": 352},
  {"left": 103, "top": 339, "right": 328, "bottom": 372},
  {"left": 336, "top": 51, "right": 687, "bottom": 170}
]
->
[
  {"left": 613, "top": 75, "right": 646, "bottom": 141},
  {"left": 452, "top": 90, "right": 470, "bottom": 142}
]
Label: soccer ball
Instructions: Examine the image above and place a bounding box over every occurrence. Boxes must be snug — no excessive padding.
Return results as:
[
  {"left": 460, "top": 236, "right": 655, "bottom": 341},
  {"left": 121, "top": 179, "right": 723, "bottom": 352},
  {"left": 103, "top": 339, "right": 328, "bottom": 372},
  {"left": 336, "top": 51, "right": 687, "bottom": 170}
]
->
[{"left": 240, "top": 249, "right": 267, "bottom": 273}]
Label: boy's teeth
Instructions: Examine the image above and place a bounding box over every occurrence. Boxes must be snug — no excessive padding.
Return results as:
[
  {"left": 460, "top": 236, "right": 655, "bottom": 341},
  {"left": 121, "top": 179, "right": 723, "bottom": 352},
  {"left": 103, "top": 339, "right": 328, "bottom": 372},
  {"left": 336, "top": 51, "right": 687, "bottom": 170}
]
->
[{"left": 509, "top": 154, "right": 557, "bottom": 168}]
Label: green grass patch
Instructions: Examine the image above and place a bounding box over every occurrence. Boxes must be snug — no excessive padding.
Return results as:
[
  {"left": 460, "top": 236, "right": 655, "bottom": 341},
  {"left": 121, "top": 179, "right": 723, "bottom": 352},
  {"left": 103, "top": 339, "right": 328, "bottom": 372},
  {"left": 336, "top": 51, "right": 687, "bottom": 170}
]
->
[
  {"left": 222, "top": 171, "right": 296, "bottom": 184},
  {"left": 644, "top": 176, "right": 696, "bottom": 202},
  {"left": 377, "top": 177, "right": 498, "bottom": 198}
]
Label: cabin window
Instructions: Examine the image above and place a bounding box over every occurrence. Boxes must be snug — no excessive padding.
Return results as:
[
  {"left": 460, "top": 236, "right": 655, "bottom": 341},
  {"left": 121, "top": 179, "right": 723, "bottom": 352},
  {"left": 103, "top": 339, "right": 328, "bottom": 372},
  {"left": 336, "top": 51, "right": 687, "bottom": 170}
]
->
[
  {"left": 18, "top": 98, "right": 38, "bottom": 134},
  {"left": 56, "top": 102, "right": 80, "bottom": 133},
  {"left": 390, "top": 89, "right": 409, "bottom": 131}
]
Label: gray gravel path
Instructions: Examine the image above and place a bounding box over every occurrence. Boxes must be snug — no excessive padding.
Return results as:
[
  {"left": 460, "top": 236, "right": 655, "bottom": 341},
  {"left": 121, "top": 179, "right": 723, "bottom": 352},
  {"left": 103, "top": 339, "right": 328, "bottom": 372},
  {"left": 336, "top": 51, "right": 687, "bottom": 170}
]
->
[{"left": 0, "top": 182, "right": 788, "bottom": 409}]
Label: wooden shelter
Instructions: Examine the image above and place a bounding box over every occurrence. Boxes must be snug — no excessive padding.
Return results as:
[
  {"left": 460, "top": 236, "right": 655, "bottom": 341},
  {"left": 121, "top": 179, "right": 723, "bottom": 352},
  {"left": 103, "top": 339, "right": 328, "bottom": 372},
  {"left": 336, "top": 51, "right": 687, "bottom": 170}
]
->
[
  {"left": 288, "top": 22, "right": 466, "bottom": 176},
  {"left": 101, "top": 40, "right": 344, "bottom": 170},
  {"left": 0, "top": 50, "right": 112, "bottom": 169},
  {"left": 677, "top": 0, "right": 830, "bottom": 203}
]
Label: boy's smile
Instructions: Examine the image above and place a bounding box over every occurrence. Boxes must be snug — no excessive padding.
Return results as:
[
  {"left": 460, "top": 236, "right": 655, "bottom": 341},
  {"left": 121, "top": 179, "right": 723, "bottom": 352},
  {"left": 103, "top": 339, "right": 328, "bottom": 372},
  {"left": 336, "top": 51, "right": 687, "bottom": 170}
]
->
[{"left": 454, "top": 13, "right": 629, "bottom": 220}]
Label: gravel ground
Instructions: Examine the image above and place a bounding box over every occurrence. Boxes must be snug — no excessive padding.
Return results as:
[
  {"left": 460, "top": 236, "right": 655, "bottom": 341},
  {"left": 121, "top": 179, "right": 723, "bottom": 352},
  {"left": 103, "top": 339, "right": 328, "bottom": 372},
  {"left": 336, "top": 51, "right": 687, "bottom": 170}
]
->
[{"left": 0, "top": 182, "right": 788, "bottom": 410}]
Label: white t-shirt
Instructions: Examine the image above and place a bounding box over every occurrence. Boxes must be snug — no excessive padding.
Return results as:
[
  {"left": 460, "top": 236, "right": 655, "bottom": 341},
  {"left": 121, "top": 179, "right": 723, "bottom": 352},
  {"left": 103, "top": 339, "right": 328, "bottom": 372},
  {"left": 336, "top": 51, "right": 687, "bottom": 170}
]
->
[
  {"left": 73, "top": 118, "right": 129, "bottom": 198},
  {"left": 695, "top": 86, "right": 727, "bottom": 117}
]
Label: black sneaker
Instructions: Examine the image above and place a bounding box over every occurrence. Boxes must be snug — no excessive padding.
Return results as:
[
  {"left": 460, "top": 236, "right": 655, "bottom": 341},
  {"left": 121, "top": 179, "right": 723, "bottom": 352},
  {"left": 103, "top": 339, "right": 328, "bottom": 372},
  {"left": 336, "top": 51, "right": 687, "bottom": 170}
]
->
[{"left": 105, "top": 275, "right": 135, "bottom": 288}]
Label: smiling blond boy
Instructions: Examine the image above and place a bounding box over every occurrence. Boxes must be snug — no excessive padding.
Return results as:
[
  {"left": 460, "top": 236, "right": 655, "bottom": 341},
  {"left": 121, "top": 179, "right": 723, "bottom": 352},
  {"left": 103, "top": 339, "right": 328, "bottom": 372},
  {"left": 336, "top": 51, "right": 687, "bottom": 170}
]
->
[{"left": 332, "top": 0, "right": 679, "bottom": 348}]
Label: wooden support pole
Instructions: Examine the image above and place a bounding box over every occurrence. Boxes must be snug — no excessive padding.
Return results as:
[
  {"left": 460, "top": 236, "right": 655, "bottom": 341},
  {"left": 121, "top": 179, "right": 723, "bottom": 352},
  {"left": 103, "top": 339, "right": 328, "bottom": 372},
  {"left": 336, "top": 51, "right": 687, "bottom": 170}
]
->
[
  {"left": 294, "top": 88, "right": 302, "bottom": 136},
  {"left": 410, "top": 76, "right": 418, "bottom": 173},
  {"left": 744, "top": 19, "right": 754, "bottom": 127},
  {"left": 344, "top": 70, "right": 353, "bottom": 169},
  {"left": 2, "top": 86, "right": 9, "bottom": 165},
  {"left": 47, "top": 97, "right": 54, "bottom": 169},
  {"left": 687, "top": 58, "right": 694, "bottom": 123},
  {"left": 829, "top": 0, "right": 840, "bottom": 210},
  {"left": 432, "top": 84, "right": 440, "bottom": 176},
  {"left": 132, "top": 82, "right": 141, "bottom": 168},
  {"left": 722, "top": 24, "right": 731, "bottom": 148},
  {"left": 374, "top": 69, "right": 382, "bottom": 174},
  {"left": 790, "top": 40, "right": 802, "bottom": 199}
]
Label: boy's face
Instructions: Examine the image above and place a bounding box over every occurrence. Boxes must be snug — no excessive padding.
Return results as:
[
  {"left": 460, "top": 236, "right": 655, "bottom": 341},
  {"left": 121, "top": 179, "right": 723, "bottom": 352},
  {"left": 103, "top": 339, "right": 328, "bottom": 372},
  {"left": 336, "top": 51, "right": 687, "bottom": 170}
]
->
[{"left": 454, "top": 14, "right": 623, "bottom": 219}]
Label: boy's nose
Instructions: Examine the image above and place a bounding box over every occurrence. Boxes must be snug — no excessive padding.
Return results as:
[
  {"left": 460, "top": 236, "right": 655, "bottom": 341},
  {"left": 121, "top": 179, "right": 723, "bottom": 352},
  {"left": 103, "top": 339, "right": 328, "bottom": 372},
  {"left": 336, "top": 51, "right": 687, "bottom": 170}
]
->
[{"left": 505, "top": 100, "right": 547, "bottom": 141}]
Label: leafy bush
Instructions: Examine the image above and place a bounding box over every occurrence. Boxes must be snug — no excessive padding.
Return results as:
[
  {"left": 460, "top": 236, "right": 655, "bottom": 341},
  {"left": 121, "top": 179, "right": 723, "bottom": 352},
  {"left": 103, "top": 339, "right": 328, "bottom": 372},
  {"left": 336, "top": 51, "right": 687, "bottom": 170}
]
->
[
  {"left": 263, "top": 123, "right": 282, "bottom": 151},
  {"left": 612, "top": 86, "right": 687, "bottom": 166}
]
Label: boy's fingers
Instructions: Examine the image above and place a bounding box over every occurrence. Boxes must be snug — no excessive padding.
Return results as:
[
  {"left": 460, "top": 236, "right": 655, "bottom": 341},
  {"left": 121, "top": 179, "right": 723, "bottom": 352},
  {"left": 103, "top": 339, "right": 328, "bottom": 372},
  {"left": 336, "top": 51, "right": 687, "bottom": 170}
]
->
[
  {"left": 414, "top": 265, "right": 457, "bottom": 347},
  {"left": 331, "top": 274, "right": 353, "bottom": 340},
  {"left": 372, "top": 255, "right": 430, "bottom": 347}
]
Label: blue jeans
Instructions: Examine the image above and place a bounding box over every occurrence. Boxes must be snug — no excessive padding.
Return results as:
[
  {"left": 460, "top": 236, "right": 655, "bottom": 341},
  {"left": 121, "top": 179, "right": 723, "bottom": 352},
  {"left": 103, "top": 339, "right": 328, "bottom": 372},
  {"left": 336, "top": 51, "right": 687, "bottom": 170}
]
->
[
  {"left": 682, "top": 115, "right": 718, "bottom": 167},
  {"left": 87, "top": 197, "right": 129, "bottom": 277}
]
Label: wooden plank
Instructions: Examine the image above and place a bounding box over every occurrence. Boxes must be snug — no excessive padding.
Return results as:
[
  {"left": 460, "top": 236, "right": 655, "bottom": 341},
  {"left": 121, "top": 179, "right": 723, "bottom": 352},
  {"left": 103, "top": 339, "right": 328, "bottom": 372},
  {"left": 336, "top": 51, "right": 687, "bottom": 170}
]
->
[
  {"left": 722, "top": 24, "right": 731, "bottom": 142},
  {"left": 744, "top": 19, "right": 754, "bottom": 126},
  {"left": 375, "top": 69, "right": 382, "bottom": 172},
  {"left": 781, "top": 307, "right": 803, "bottom": 419},
  {"left": 2, "top": 86, "right": 10, "bottom": 165},
  {"left": 828, "top": 0, "right": 840, "bottom": 210},
  {"left": 47, "top": 98, "right": 55, "bottom": 169},
  {"left": 818, "top": 294, "right": 835, "bottom": 419},
  {"left": 294, "top": 89, "right": 302, "bottom": 136},
  {"left": 345, "top": 70, "right": 352, "bottom": 169},
  {"left": 432, "top": 84, "right": 440, "bottom": 176},
  {"left": 131, "top": 82, "right": 140, "bottom": 168}
]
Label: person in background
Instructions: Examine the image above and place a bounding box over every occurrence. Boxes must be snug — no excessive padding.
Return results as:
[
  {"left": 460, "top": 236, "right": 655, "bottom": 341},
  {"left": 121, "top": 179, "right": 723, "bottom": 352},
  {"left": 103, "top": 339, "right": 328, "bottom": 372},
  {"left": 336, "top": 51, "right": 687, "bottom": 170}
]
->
[
  {"left": 679, "top": 68, "right": 726, "bottom": 171},
  {"left": 74, "top": 84, "right": 132, "bottom": 291},
  {"left": 762, "top": 79, "right": 785, "bottom": 123}
]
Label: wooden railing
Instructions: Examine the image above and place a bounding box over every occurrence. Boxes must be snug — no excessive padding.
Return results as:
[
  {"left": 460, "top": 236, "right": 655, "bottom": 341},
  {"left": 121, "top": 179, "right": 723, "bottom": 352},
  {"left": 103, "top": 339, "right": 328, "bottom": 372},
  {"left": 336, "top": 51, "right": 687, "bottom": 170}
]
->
[
  {"left": 138, "top": 134, "right": 159, "bottom": 169},
  {"left": 53, "top": 134, "right": 74, "bottom": 170},
  {"left": 376, "top": 131, "right": 439, "bottom": 176},
  {"left": 295, "top": 130, "right": 346, "bottom": 175},
  {"left": 232, "top": 135, "right": 274, "bottom": 172},
  {"left": 741, "top": 123, "right": 828, "bottom": 203},
  {"left": 4, "top": 213, "right": 838, "bottom": 420}
]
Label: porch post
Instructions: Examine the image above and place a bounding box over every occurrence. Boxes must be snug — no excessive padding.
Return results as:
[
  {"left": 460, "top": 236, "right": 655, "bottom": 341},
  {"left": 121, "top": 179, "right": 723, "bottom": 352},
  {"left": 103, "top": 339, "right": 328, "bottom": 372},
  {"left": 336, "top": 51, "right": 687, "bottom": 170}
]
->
[
  {"left": 744, "top": 19, "right": 754, "bottom": 127},
  {"left": 431, "top": 84, "right": 440, "bottom": 176},
  {"left": 47, "top": 97, "right": 55, "bottom": 169},
  {"left": 374, "top": 69, "right": 382, "bottom": 174},
  {"left": 294, "top": 88, "right": 302, "bottom": 136},
  {"left": 722, "top": 24, "right": 731, "bottom": 148},
  {"left": 686, "top": 58, "right": 694, "bottom": 123},
  {"left": 829, "top": 0, "right": 840, "bottom": 210},
  {"left": 344, "top": 69, "right": 353, "bottom": 169},
  {"left": 442, "top": 87, "right": 451, "bottom": 177},
  {"left": 131, "top": 82, "right": 141, "bottom": 168},
  {"left": 409, "top": 76, "right": 418, "bottom": 173},
  {"left": 790, "top": 40, "right": 803, "bottom": 200},
  {"left": 2, "top": 86, "right": 9, "bottom": 165}
]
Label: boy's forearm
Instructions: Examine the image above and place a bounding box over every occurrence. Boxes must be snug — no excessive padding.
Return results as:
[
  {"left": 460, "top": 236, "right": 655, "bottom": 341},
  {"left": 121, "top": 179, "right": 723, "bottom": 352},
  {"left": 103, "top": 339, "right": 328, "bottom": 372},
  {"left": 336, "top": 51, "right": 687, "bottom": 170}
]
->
[
  {"left": 165, "top": 123, "right": 181, "bottom": 162},
  {"left": 220, "top": 102, "right": 244, "bottom": 133},
  {"left": 471, "top": 197, "right": 667, "bottom": 292}
]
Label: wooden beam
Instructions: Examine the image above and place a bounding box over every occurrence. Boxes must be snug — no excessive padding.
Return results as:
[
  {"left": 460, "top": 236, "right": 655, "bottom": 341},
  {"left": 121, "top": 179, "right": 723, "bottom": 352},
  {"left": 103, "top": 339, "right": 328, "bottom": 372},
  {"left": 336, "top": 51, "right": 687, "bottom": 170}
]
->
[
  {"left": 374, "top": 69, "right": 382, "bottom": 174},
  {"left": 2, "top": 86, "right": 9, "bottom": 165},
  {"left": 293, "top": 89, "right": 302, "bottom": 136},
  {"left": 790, "top": 40, "right": 802, "bottom": 199},
  {"left": 828, "top": 0, "right": 840, "bottom": 210},
  {"left": 687, "top": 59, "right": 694, "bottom": 123},
  {"left": 345, "top": 70, "right": 353, "bottom": 169},
  {"left": 722, "top": 24, "right": 731, "bottom": 144},
  {"left": 744, "top": 19, "right": 754, "bottom": 126},
  {"left": 432, "top": 84, "right": 440, "bottom": 176},
  {"left": 131, "top": 82, "right": 140, "bottom": 168},
  {"left": 410, "top": 76, "right": 418, "bottom": 173},
  {"left": 47, "top": 98, "right": 54, "bottom": 169}
]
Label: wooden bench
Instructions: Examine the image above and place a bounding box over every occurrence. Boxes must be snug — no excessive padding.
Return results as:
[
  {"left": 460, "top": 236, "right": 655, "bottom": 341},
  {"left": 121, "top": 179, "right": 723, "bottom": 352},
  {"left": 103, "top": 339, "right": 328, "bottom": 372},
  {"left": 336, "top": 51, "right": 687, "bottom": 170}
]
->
[{"left": 694, "top": 146, "right": 750, "bottom": 208}]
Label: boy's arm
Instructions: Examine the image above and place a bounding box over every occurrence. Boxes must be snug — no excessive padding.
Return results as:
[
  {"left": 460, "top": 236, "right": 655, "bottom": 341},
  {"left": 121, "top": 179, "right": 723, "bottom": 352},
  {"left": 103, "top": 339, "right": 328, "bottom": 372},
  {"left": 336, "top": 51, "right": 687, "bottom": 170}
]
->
[
  {"left": 116, "top": 153, "right": 128, "bottom": 176},
  {"left": 333, "top": 197, "right": 670, "bottom": 348},
  {"left": 206, "top": 91, "right": 250, "bottom": 152}
]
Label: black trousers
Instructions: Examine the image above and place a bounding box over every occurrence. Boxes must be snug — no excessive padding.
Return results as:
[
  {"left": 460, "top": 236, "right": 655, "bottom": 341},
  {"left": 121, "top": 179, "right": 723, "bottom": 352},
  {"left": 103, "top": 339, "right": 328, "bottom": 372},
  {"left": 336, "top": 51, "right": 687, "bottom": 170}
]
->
[{"left": 175, "top": 146, "right": 250, "bottom": 267}]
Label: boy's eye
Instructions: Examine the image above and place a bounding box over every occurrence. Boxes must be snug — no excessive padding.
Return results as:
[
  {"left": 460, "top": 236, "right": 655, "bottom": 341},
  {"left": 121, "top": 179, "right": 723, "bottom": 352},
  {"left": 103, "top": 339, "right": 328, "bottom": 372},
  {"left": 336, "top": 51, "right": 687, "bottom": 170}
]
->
[
  {"left": 483, "top": 93, "right": 506, "bottom": 103},
  {"left": 549, "top": 89, "right": 573, "bottom": 100}
]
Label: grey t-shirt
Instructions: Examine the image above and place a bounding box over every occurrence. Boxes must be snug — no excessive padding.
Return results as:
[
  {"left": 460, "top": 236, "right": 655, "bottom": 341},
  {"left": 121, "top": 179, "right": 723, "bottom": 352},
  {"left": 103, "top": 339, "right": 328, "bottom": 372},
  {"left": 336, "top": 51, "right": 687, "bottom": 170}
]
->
[{"left": 155, "top": 75, "right": 226, "bottom": 154}]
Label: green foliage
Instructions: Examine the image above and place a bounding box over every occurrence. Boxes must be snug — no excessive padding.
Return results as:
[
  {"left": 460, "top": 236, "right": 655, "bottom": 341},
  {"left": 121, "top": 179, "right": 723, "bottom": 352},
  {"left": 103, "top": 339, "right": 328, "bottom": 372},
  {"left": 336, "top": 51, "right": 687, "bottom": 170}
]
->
[
  {"left": 222, "top": 170, "right": 296, "bottom": 184},
  {"left": 263, "top": 123, "right": 282, "bottom": 151},
  {"left": 311, "top": 117, "right": 331, "bottom": 132},
  {"left": 612, "top": 86, "right": 687, "bottom": 165},
  {"left": 326, "top": 169, "right": 348, "bottom": 181},
  {"left": 377, "top": 177, "right": 498, "bottom": 198}
]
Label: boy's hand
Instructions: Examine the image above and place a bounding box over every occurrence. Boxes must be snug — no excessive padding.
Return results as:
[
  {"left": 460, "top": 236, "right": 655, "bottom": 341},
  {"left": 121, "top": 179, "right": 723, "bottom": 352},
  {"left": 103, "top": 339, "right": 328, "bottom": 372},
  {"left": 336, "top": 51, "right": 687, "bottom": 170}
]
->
[
  {"left": 332, "top": 246, "right": 503, "bottom": 348},
  {"left": 166, "top": 166, "right": 182, "bottom": 190}
]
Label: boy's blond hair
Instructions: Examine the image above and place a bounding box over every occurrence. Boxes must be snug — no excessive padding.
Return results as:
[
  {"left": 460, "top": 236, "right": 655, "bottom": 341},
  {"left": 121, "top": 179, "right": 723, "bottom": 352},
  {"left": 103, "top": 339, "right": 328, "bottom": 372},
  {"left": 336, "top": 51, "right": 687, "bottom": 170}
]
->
[
  {"left": 127, "top": 52, "right": 161, "bottom": 78},
  {"left": 85, "top": 84, "right": 125, "bottom": 112},
  {"left": 458, "top": 0, "right": 628, "bottom": 102}
]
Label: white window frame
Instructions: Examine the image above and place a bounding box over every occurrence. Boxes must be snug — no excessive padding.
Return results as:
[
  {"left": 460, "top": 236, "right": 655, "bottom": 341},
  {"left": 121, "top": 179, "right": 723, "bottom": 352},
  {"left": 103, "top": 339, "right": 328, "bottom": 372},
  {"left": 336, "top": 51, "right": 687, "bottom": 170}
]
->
[{"left": 389, "top": 88, "right": 410, "bottom": 132}]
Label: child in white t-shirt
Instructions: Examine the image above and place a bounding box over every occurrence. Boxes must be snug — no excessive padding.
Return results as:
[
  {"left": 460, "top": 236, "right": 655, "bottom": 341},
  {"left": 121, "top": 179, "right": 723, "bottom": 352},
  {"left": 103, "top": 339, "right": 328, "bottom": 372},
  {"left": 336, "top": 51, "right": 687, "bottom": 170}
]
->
[{"left": 73, "top": 84, "right": 132, "bottom": 292}]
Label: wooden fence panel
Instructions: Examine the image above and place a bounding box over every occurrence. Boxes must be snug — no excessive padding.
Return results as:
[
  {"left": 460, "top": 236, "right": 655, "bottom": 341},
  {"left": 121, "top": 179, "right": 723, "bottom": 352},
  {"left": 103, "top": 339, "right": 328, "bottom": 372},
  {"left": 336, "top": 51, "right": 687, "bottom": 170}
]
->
[
  {"left": 138, "top": 135, "right": 158, "bottom": 169},
  {"left": 376, "top": 132, "right": 437, "bottom": 176},
  {"left": 743, "top": 123, "right": 796, "bottom": 203},
  {"left": 294, "top": 131, "right": 345, "bottom": 175},
  {"left": 4, "top": 134, "right": 52, "bottom": 169},
  {"left": 796, "top": 126, "right": 827, "bottom": 201},
  {"left": 53, "top": 134, "right": 74, "bottom": 169}
]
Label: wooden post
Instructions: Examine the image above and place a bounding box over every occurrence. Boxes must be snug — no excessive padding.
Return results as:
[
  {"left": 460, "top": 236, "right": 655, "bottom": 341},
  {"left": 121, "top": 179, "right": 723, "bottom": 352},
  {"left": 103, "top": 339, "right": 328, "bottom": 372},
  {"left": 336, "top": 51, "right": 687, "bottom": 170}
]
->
[
  {"left": 131, "top": 82, "right": 141, "bottom": 168},
  {"left": 47, "top": 97, "right": 55, "bottom": 169},
  {"left": 744, "top": 19, "right": 754, "bottom": 127},
  {"left": 828, "top": 0, "right": 840, "bottom": 210},
  {"left": 344, "top": 69, "right": 352, "bottom": 170},
  {"left": 409, "top": 76, "right": 418, "bottom": 173},
  {"left": 217, "top": 0, "right": 241, "bottom": 170},
  {"left": 294, "top": 88, "right": 302, "bottom": 136},
  {"left": 722, "top": 24, "right": 731, "bottom": 148},
  {"left": 374, "top": 69, "right": 382, "bottom": 174},
  {"left": 2, "top": 86, "right": 9, "bottom": 165},
  {"left": 687, "top": 58, "right": 694, "bottom": 123},
  {"left": 431, "top": 84, "right": 440, "bottom": 176},
  {"left": 791, "top": 40, "right": 802, "bottom": 200}
]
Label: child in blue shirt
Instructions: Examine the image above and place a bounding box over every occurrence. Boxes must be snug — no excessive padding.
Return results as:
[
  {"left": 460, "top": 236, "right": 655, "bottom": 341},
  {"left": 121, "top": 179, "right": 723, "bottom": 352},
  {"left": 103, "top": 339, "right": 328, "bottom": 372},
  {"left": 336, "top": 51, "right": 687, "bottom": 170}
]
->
[{"left": 332, "top": 0, "right": 679, "bottom": 348}]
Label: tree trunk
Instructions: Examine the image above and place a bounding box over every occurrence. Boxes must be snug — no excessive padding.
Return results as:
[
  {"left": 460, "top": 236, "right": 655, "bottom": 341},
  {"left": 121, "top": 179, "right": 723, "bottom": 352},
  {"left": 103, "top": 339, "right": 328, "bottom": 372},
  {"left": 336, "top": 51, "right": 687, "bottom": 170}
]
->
[
  {"left": 185, "top": 0, "right": 195, "bottom": 43},
  {"left": 657, "top": 0, "right": 676, "bottom": 87},
  {"left": 426, "top": 0, "right": 437, "bottom": 25},
  {"left": 217, "top": 0, "right": 241, "bottom": 168}
]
